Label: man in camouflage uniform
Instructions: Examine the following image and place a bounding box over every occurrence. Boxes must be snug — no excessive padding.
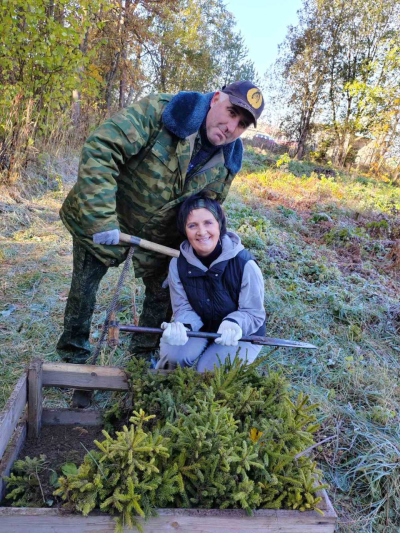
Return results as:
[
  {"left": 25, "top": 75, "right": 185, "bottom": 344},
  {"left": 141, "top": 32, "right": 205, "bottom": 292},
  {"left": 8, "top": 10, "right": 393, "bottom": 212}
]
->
[{"left": 57, "top": 81, "right": 265, "bottom": 374}]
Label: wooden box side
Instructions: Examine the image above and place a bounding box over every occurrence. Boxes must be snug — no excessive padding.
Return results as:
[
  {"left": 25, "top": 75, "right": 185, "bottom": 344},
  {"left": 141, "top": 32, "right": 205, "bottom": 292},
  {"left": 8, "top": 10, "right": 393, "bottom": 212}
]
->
[
  {"left": 0, "top": 421, "right": 27, "bottom": 502},
  {"left": 0, "top": 373, "right": 27, "bottom": 459},
  {"left": 41, "top": 362, "right": 169, "bottom": 391},
  {"left": 0, "top": 362, "right": 337, "bottom": 532},
  {"left": 0, "top": 504, "right": 337, "bottom": 533},
  {"left": 42, "top": 362, "right": 129, "bottom": 391}
]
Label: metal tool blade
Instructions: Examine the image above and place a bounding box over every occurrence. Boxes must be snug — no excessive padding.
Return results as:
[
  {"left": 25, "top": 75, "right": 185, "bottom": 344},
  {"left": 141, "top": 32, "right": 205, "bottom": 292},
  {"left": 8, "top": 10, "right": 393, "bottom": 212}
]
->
[{"left": 118, "top": 325, "right": 317, "bottom": 349}]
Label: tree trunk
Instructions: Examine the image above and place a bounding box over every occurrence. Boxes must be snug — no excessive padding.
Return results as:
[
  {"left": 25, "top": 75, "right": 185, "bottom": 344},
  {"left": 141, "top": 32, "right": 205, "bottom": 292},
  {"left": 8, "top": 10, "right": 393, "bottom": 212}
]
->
[
  {"left": 118, "top": 0, "right": 131, "bottom": 109},
  {"left": 296, "top": 128, "right": 308, "bottom": 160},
  {"left": 72, "top": 29, "right": 89, "bottom": 129},
  {"left": 71, "top": 89, "right": 81, "bottom": 129},
  {"left": 393, "top": 163, "right": 400, "bottom": 184},
  {"left": 104, "top": 52, "right": 121, "bottom": 115},
  {"left": 296, "top": 107, "right": 313, "bottom": 160}
]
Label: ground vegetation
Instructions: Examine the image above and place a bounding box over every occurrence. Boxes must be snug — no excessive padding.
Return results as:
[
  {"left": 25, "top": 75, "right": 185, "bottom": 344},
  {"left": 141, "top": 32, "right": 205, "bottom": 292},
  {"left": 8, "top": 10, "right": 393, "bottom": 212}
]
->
[
  {"left": 0, "top": 0, "right": 259, "bottom": 192},
  {"left": 0, "top": 146, "right": 399, "bottom": 531},
  {"left": 48, "top": 357, "right": 324, "bottom": 532}
]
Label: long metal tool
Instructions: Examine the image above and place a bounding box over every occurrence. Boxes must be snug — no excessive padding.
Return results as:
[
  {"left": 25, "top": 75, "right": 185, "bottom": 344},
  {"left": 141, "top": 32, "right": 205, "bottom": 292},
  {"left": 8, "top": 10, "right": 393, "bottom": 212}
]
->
[{"left": 111, "top": 324, "right": 317, "bottom": 349}]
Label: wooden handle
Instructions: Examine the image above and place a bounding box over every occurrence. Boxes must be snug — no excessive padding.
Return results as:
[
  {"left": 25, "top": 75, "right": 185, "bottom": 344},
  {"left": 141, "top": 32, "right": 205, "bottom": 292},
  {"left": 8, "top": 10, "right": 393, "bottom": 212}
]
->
[
  {"left": 108, "top": 312, "right": 119, "bottom": 348},
  {"left": 119, "top": 232, "right": 180, "bottom": 258}
]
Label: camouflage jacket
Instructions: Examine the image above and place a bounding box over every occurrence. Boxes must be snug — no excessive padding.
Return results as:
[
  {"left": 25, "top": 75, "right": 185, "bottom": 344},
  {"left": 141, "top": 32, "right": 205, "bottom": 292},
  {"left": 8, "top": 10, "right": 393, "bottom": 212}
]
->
[{"left": 60, "top": 91, "right": 243, "bottom": 278}]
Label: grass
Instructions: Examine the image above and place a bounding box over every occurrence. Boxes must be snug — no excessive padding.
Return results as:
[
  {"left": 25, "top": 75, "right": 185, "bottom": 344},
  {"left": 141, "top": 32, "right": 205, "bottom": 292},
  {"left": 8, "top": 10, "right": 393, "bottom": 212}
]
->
[
  {"left": 0, "top": 156, "right": 142, "bottom": 408},
  {"left": 224, "top": 154, "right": 400, "bottom": 532},
  {"left": 0, "top": 147, "right": 399, "bottom": 531}
]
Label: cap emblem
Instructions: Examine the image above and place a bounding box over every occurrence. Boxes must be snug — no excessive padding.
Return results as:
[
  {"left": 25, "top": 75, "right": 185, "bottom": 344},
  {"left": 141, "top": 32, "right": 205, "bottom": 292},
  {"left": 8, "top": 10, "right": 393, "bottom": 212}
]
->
[{"left": 247, "top": 88, "right": 263, "bottom": 109}]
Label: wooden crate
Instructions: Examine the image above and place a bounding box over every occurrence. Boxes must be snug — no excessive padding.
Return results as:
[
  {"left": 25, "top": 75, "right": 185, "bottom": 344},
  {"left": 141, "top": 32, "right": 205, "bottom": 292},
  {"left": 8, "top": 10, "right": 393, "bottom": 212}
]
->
[{"left": 0, "top": 360, "right": 338, "bottom": 533}]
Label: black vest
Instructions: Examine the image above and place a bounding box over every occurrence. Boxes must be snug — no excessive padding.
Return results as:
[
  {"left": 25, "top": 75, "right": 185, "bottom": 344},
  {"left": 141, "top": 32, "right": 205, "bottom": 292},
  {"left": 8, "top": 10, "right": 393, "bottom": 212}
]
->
[{"left": 177, "top": 249, "right": 266, "bottom": 335}]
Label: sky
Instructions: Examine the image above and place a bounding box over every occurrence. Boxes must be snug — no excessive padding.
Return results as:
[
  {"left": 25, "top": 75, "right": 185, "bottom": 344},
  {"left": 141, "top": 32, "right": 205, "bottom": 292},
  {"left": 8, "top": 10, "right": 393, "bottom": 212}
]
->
[{"left": 225, "top": 0, "right": 303, "bottom": 79}]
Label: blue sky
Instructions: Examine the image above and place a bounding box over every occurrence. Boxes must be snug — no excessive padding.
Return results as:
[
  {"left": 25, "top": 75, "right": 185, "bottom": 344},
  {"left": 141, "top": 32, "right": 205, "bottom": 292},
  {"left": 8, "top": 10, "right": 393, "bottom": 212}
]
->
[{"left": 225, "top": 0, "right": 303, "bottom": 78}]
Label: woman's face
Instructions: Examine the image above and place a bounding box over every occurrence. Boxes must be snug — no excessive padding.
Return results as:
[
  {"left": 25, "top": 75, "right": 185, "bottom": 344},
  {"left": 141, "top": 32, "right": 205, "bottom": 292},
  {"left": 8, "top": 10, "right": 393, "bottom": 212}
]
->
[{"left": 185, "top": 208, "right": 221, "bottom": 257}]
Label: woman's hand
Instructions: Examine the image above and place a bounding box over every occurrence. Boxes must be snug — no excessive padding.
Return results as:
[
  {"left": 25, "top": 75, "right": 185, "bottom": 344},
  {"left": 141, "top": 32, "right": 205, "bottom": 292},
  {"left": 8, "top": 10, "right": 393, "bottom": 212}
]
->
[
  {"left": 215, "top": 321, "right": 242, "bottom": 346},
  {"left": 161, "top": 322, "right": 189, "bottom": 346}
]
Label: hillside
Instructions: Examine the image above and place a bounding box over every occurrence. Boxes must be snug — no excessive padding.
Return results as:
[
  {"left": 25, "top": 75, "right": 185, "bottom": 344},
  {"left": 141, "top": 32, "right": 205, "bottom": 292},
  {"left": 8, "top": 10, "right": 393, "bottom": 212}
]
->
[{"left": 0, "top": 148, "right": 399, "bottom": 531}]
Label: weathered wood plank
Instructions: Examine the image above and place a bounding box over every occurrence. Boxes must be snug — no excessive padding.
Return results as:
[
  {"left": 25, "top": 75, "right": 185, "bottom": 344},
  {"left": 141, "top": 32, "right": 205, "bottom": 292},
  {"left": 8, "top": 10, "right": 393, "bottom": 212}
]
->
[
  {"left": 41, "top": 362, "right": 170, "bottom": 392},
  {"left": 0, "top": 373, "right": 27, "bottom": 460},
  {"left": 0, "top": 421, "right": 27, "bottom": 502},
  {"left": 317, "top": 488, "right": 336, "bottom": 516},
  {"left": 28, "top": 359, "right": 43, "bottom": 439},
  {"left": 42, "top": 363, "right": 129, "bottom": 391},
  {"left": 314, "top": 486, "right": 329, "bottom": 511},
  {"left": 0, "top": 506, "right": 337, "bottom": 532},
  {"left": 42, "top": 409, "right": 103, "bottom": 426}
]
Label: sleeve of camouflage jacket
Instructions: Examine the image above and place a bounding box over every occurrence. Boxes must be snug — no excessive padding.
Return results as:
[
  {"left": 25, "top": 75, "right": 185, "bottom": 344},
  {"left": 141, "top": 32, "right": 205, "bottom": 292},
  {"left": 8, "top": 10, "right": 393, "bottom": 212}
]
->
[
  {"left": 167, "top": 258, "right": 204, "bottom": 331},
  {"left": 74, "top": 97, "right": 159, "bottom": 235}
]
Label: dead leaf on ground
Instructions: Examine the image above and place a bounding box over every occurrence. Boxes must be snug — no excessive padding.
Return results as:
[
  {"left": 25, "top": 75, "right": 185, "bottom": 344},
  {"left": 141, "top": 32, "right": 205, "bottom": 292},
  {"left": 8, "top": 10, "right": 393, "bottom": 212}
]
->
[
  {"left": 58, "top": 291, "right": 69, "bottom": 301},
  {"left": 72, "top": 427, "right": 89, "bottom": 436},
  {"left": 386, "top": 240, "right": 400, "bottom": 269}
]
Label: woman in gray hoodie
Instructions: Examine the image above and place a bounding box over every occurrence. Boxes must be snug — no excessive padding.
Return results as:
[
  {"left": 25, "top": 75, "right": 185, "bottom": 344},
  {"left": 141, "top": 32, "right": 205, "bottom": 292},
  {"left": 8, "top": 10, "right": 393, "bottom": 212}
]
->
[{"left": 156, "top": 193, "right": 266, "bottom": 371}]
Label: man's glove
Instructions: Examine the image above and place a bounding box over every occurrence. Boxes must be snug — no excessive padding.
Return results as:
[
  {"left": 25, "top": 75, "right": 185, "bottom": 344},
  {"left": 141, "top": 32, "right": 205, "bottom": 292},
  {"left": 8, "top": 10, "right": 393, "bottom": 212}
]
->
[
  {"left": 93, "top": 229, "right": 120, "bottom": 245},
  {"left": 161, "top": 322, "right": 189, "bottom": 346},
  {"left": 215, "top": 320, "right": 242, "bottom": 346}
]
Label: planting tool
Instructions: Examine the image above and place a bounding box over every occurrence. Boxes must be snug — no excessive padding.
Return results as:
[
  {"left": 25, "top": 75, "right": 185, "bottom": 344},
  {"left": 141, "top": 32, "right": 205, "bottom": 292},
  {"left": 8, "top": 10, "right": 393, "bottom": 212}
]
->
[{"left": 108, "top": 320, "right": 317, "bottom": 350}]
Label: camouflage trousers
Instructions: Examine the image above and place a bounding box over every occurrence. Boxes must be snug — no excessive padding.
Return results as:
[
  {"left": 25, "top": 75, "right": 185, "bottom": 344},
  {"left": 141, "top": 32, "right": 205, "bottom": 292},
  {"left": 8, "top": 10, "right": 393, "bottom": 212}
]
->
[{"left": 56, "top": 240, "right": 171, "bottom": 364}]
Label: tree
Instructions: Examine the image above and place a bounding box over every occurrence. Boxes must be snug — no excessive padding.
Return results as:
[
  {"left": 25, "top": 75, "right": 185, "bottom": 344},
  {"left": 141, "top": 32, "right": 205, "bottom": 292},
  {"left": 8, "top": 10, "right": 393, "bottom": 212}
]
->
[
  {"left": 141, "top": 0, "right": 225, "bottom": 94},
  {"left": 140, "top": 0, "right": 259, "bottom": 95},
  {"left": 0, "top": 0, "right": 109, "bottom": 181},
  {"left": 87, "top": 0, "right": 175, "bottom": 114},
  {"left": 211, "top": 12, "right": 260, "bottom": 89},
  {"left": 324, "top": 0, "right": 400, "bottom": 167},
  {"left": 0, "top": 0, "right": 257, "bottom": 186},
  {"left": 272, "top": 0, "right": 400, "bottom": 166}
]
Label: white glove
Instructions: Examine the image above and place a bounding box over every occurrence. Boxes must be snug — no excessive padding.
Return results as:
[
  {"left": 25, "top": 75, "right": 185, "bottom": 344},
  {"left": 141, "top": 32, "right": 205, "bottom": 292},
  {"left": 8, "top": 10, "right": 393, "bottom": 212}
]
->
[
  {"left": 93, "top": 229, "right": 120, "bottom": 245},
  {"left": 215, "top": 320, "right": 242, "bottom": 346},
  {"left": 161, "top": 322, "right": 189, "bottom": 346}
]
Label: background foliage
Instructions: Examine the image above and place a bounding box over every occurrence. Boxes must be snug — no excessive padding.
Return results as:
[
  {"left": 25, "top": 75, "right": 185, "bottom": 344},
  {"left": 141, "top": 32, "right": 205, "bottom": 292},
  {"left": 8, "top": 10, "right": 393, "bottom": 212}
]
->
[
  {"left": 268, "top": 0, "right": 400, "bottom": 173},
  {"left": 0, "top": 0, "right": 259, "bottom": 186}
]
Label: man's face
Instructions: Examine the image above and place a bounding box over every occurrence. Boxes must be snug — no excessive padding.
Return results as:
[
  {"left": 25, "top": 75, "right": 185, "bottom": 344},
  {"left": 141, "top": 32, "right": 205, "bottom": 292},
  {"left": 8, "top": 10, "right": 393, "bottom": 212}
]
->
[{"left": 205, "top": 92, "right": 253, "bottom": 146}]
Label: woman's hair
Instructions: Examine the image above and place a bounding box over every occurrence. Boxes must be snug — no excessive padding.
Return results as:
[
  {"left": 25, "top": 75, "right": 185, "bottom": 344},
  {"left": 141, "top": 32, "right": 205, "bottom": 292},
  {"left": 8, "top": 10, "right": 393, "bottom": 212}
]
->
[{"left": 177, "top": 192, "right": 227, "bottom": 237}]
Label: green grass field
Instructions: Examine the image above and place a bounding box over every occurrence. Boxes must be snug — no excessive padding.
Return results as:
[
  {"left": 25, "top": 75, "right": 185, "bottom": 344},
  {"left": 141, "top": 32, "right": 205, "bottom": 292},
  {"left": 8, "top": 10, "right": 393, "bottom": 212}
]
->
[{"left": 0, "top": 148, "right": 399, "bottom": 531}]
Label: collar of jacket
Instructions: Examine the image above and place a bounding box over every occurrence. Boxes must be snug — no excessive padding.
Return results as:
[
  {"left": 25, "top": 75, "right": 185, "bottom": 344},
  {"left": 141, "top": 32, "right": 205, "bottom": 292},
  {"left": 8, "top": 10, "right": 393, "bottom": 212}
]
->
[{"left": 162, "top": 91, "right": 243, "bottom": 175}]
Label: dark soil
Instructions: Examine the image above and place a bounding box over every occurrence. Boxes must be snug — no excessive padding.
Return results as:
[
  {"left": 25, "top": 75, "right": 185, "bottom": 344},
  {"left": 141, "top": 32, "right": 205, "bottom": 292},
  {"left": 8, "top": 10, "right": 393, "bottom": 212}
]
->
[{"left": 10, "top": 424, "right": 104, "bottom": 505}]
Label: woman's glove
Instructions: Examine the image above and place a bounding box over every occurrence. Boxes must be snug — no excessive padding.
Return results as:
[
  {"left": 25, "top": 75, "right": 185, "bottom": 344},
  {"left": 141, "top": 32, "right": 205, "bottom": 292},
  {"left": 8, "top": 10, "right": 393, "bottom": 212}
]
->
[
  {"left": 93, "top": 229, "right": 120, "bottom": 245},
  {"left": 161, "top": 322, "right": 189, "bottom": 346},
  {"left": 215, "top": 321, "right": 242, "bottom": 346}
]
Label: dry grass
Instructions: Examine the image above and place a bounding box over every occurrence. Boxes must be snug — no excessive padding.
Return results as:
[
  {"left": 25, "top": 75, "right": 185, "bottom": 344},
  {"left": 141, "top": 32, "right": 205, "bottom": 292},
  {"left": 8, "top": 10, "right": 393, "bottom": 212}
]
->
[
  {"left": 1, "top": 149, "right": 400, "bottom": 531},
  {"left": 224, "top": 159, "right": 400, "bottom": 532},
  {"left": 0, "top": 155, "right": 140, "bottom": 408}
]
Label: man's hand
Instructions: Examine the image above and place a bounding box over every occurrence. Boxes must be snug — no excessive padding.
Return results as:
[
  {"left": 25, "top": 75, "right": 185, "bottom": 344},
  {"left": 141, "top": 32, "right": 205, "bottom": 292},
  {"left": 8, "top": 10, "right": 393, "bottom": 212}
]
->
[
  {"left": 161, "top": 322, "right": 189, "bottom": 346},
  {"left": 93, "top": 229, "right": 120, "bottom": 245},
  {"left": 215, "top": 321, "right": 242, "bottom": 346}
]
